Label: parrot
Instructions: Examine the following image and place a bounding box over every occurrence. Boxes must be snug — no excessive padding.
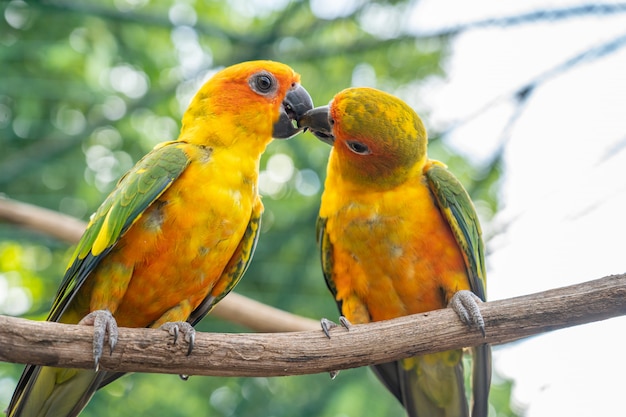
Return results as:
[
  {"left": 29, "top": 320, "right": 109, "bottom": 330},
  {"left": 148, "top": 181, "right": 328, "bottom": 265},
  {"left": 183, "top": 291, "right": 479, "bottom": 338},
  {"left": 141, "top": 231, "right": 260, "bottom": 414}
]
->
[
  {"left": 298, "top": 87, "right": 491, "bottom": 417},
  {"left": 6, "top": 60, "right": 313, "bottom": 417}
]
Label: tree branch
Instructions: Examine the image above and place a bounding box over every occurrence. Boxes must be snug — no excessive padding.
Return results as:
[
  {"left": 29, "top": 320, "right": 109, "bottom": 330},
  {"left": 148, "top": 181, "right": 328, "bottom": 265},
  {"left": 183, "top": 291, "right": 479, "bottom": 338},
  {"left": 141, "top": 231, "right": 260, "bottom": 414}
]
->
[
  {"left": 1, "top": 274, "right": 624, "bottom": 377},
  {"left": 413, "top": 4, "right": 626, "bottom": 38},
  {"left": 0, "top": 197, "right": 87, "bottom": 244}
]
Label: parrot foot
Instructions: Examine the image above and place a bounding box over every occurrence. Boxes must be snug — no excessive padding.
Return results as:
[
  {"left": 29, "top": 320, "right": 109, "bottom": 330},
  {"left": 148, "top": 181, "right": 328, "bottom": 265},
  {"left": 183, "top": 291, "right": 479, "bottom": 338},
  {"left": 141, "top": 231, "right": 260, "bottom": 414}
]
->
[
  {"left": 78, "top": 309, "right": 119, "bottom": 370},
  {"left": 320, "top": 316, "right": 351, "bottom": 339},
  {"left": 449, "top": 290, "right": 486, "bottom": 337},
  {"left": 160, "top": 321, "right": 195, "bottom": 356},
  {"left": 320, "top": 317, "right": 351, "bottom": 379}
]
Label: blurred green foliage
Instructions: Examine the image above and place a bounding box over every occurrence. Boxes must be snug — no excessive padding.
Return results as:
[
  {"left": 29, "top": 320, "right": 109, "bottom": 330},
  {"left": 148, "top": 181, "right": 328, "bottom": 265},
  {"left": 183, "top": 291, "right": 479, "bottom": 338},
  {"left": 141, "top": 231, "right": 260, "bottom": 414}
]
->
[{"left": 0, "top": 0, "right": 513, "bottom": 416}]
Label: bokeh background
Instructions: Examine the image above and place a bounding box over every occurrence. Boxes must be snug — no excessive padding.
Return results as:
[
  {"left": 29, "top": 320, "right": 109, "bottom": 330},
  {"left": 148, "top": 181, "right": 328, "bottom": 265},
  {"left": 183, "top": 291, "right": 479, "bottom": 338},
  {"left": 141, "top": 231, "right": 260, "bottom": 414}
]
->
[{"left": 2, "top": 1, "right": 625, "bottom": 416}]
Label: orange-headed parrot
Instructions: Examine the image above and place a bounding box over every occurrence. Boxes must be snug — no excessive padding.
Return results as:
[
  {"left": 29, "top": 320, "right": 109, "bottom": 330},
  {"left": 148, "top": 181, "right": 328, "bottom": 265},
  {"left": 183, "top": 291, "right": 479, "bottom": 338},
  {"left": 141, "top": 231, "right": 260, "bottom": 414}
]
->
[
  {"left": 298, "top": 87, "right": 491, "bottom": 417},
  {"left": 7, "top": 60, "right": 313, "bottom": 417}
]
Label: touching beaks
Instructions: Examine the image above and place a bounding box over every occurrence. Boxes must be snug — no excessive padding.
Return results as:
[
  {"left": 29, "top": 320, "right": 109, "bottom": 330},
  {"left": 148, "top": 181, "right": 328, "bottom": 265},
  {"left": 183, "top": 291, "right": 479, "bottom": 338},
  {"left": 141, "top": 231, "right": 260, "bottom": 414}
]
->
[
  {"left": 297, "top": 106, "right": 335, "bottom": 145},
  {"left": 272, "top": 84, "right": 314, "bottom": 139}
]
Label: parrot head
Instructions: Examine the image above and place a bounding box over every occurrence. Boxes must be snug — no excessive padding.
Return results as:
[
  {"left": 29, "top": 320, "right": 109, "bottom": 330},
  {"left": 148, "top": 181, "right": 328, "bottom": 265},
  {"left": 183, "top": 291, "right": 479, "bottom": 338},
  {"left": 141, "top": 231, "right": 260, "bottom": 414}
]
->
[
  {"left": 181, "top": 60, "right": 313, "bottom": 143},
  {"left": 298, "top": 87, "right": 428, "bottom": 188}
]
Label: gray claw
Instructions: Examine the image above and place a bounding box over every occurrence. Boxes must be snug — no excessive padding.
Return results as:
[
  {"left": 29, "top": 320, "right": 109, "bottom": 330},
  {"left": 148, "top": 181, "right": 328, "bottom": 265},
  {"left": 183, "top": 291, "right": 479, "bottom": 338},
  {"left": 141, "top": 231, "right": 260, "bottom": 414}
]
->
[
  {"left": 78, "top": 309, "right": 119, "bottom": 370},
  {"left": 321, "top": 316, "right": 351, "bottom": 378},
  {"left": 449, "top": 290, "right": 486, "bottom": 337},
  {"left": 161, "top": 321, "right": 196, "bottom": 355},
  {"left": 320, "top": 316, "right": 352, "bottom": 339},
  {"left": 320, "top": 318, "right": 337, "bottom": 339}
]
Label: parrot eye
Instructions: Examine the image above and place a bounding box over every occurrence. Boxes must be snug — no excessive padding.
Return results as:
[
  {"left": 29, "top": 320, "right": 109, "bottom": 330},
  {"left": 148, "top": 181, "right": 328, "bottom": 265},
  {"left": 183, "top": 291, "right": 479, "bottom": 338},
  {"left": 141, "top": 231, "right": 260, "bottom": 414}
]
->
[
  {"left": 346, "top": 140, "right": 371, "bottom": 155},
  {"left": 249, "top": 71, "right": 277, "bottom": 95}
]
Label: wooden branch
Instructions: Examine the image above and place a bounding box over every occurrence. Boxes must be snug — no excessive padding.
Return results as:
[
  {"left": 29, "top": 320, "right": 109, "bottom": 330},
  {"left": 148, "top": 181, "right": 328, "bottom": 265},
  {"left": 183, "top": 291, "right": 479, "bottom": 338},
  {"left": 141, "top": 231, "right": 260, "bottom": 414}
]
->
[
  {"left": 1, "top": 274, "right": 624, "bottom": 377},
  {"left": 0, "top": 196, "right": 86, "bottom": 244},
  {"left": 0, "top": 196, "right": 319, "bottom": 333}
]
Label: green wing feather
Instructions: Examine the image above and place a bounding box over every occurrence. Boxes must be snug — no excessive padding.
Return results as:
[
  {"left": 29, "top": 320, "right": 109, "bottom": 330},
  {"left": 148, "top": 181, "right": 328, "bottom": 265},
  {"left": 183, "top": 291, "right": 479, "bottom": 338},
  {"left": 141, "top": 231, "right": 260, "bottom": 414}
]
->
[
  {"left": 48, "top": 142, "right": 190, "bottom": 322},
  {"left": 425, "top": 161, "right": 491, "bottom": 417},
  {"left": 425, "top": 162, "right": 486, "bottom": 300},
  {"left": 316, "top": 216, "right": 342, "bottom": 311}
]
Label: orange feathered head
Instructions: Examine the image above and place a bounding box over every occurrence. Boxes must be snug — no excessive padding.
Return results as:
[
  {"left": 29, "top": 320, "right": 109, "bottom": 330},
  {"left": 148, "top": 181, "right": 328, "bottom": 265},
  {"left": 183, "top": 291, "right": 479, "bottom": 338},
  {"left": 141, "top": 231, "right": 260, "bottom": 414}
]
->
[
  {"left": 299, "top": 87, "right": 428, "bottom": 188},
  {"left": 181, "top": 60, "right": 313, "bottom": 144}
]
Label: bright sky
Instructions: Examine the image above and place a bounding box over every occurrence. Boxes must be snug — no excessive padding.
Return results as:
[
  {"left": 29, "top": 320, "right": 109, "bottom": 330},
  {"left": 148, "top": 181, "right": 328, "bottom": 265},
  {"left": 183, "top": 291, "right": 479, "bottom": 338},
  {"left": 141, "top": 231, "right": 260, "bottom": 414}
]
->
[{"left": 408, "top": 1, "right": 626, "bottom": 416}]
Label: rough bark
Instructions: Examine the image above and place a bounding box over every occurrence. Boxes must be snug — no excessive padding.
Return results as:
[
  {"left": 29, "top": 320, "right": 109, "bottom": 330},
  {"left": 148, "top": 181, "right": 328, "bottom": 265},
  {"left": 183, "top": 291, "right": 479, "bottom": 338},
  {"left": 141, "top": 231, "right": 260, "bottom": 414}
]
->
[{"left": 1, "top": 274, "right": 624, "bottom": 377}]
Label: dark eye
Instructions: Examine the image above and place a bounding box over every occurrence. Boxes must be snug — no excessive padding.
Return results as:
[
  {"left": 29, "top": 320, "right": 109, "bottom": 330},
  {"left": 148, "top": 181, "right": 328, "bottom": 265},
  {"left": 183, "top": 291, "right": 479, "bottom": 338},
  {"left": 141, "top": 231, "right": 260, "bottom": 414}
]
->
[
  {"left": 250, "top": 72, "right": 276, "bottom": 95},
  {"left": 346, "top": 140, "right": 371, "bottom": 155},
  {"left": 256, "top": 75, "right": 272, "bottom": 91}
]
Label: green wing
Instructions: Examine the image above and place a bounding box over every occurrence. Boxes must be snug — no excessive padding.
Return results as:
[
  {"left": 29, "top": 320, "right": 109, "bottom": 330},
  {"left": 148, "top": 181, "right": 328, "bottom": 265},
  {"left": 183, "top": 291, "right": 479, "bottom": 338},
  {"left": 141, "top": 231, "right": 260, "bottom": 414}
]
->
[
  {"left": 316, "top": 216, "right": 342, "bottom": 311},
  {"left": 425, "top": 162, "right": 486, "bottom": 301},
  {"left": 425, "top": 161, "right": 491, "bottom": 417},
  {"left": 187, "top": 205, "right": 262, "bottom": 326},
  {"left": 48, "top": 142, "right": 191, "bottom": 322}
]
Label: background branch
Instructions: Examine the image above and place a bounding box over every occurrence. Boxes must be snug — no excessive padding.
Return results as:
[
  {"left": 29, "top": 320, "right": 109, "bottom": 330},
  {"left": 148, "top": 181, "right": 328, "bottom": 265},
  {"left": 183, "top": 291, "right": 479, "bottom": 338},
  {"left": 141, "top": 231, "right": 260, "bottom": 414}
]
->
[
  {"left": 413, "top": 4, "right": 626, "bottom": 38},
  {"left": 1, "top": 274, "right": 624, "bottom": 377}
]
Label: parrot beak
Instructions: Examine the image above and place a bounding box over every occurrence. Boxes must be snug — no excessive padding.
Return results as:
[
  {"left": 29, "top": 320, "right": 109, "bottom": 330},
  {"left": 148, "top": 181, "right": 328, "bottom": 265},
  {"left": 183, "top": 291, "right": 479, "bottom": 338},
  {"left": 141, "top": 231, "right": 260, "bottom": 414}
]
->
[
  {"left": 272, "top": 83, "right": 314, "bottom": 139},
  {"left": 297, "top": 106, "right": 335, "bottom": 145}
]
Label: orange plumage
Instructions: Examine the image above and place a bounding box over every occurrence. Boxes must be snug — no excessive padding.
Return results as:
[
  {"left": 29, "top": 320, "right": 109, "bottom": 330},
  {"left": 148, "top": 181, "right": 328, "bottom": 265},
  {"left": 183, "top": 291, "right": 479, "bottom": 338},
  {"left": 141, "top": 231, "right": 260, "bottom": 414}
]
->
[
  {"left": 7, "top": 61, "right": 313, "bottom": 417},
  {"left": 302, "top": 87, "right": 491, "bottom": 417}
]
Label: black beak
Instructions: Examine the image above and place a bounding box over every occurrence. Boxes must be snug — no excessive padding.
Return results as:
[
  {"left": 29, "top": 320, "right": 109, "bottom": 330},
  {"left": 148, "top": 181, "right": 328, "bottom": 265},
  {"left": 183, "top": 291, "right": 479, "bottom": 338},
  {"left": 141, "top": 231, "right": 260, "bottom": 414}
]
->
[
  {"left": 297, "top": 105, "right": 335, "bottom": 145},
  {"left": 272, "top": 84, "right": 314, "bottom": 139}
]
